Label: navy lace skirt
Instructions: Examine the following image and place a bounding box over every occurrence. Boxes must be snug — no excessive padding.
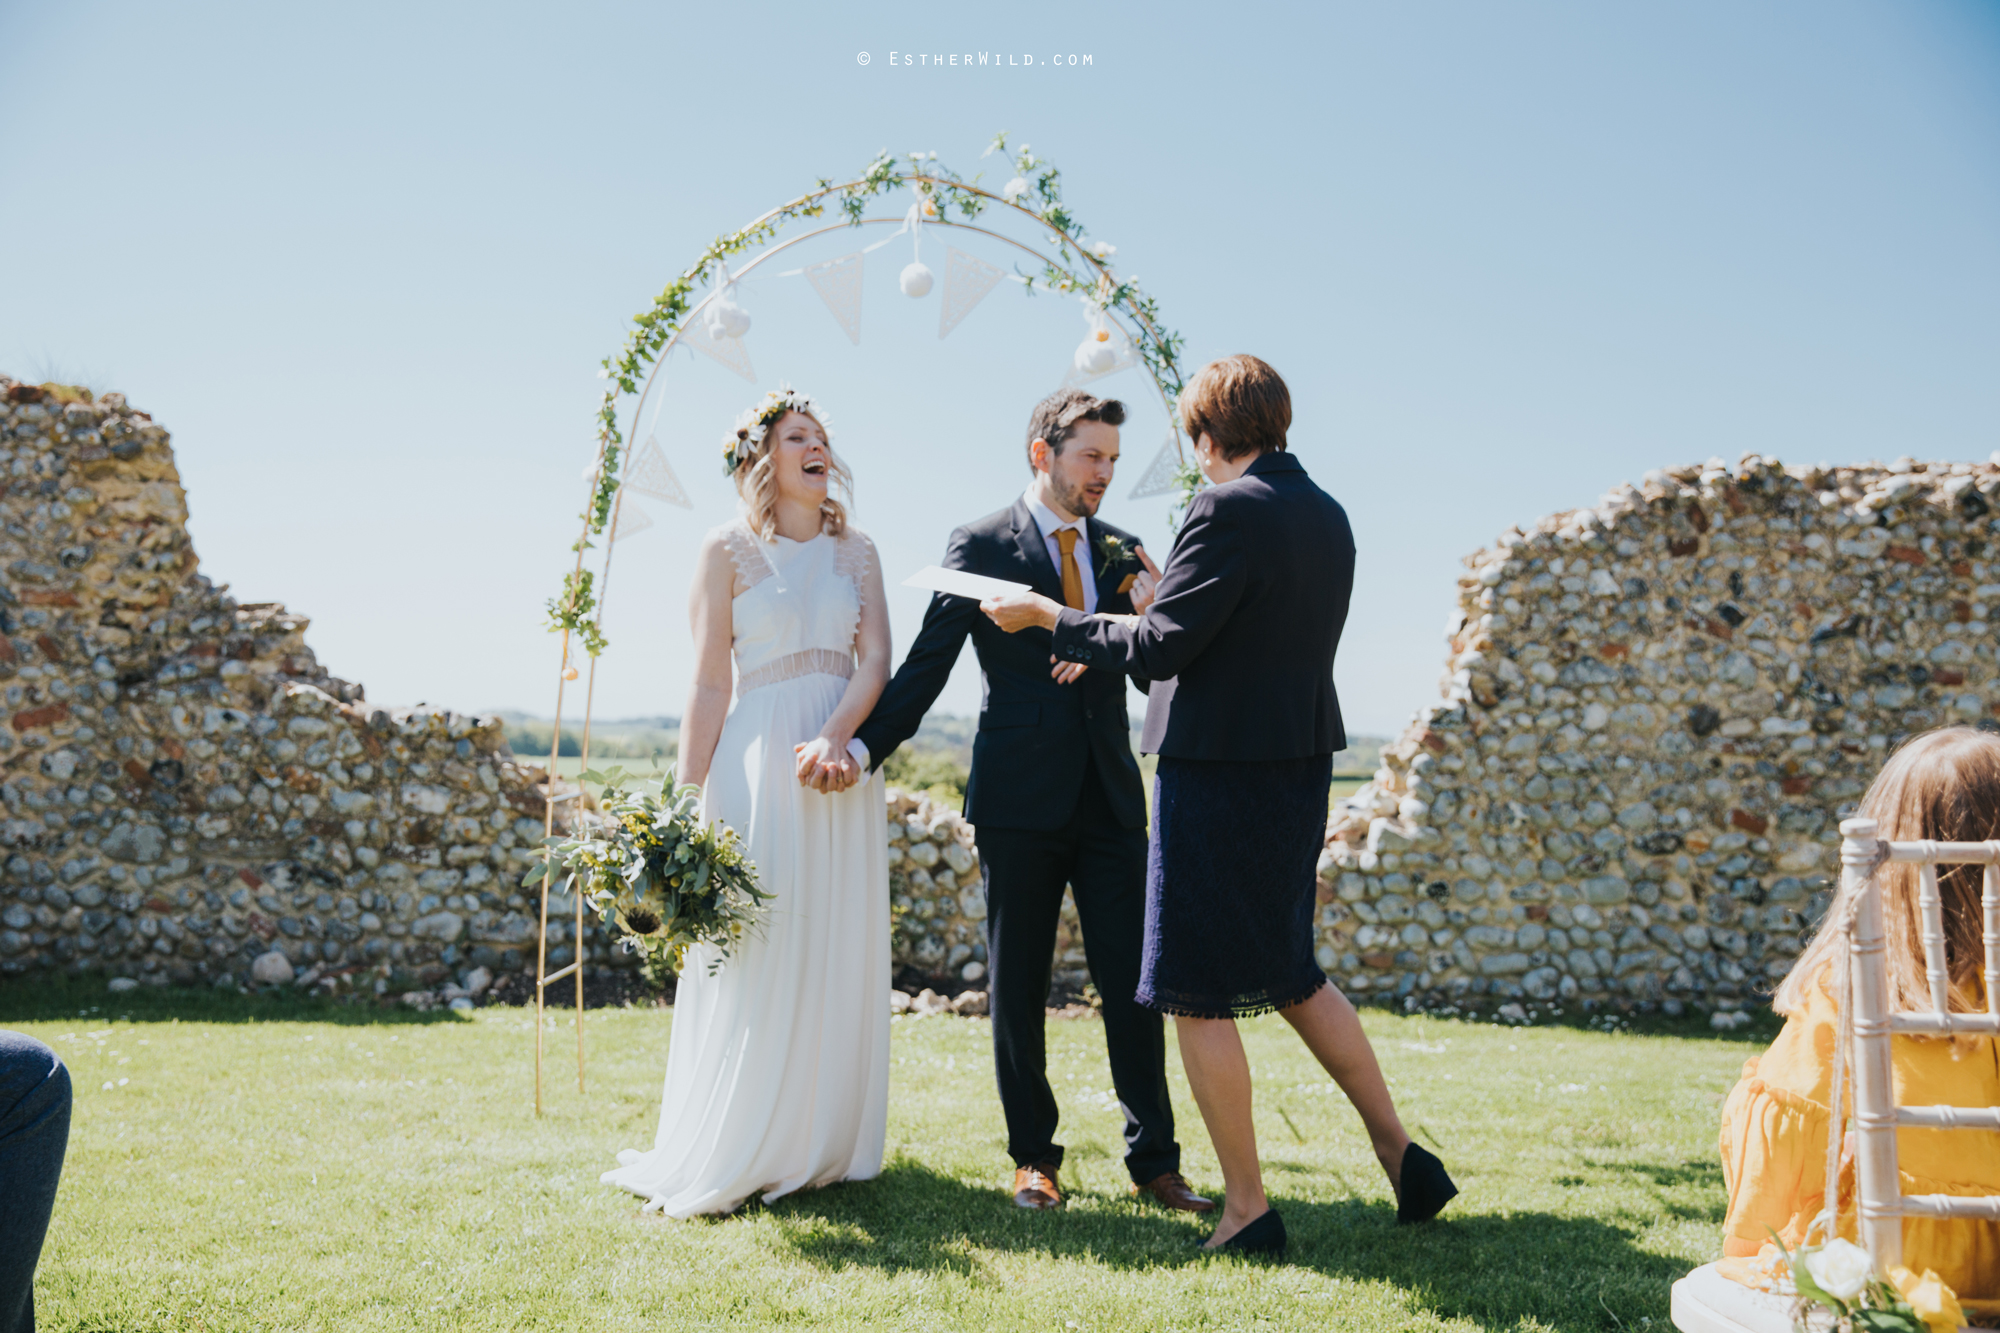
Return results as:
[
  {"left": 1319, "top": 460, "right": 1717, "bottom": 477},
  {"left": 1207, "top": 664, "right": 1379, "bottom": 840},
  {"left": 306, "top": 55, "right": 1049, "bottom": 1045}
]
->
[{"left": 1135, "top": 753, "right": 1333, "bottom": 1020}]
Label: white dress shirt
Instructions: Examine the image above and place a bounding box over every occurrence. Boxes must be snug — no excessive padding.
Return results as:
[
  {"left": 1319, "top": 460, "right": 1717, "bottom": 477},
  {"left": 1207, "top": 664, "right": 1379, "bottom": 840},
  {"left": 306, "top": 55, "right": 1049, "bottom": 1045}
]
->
[{"left": 1023, "top": 486, "right": 1098, "bottom": 614}]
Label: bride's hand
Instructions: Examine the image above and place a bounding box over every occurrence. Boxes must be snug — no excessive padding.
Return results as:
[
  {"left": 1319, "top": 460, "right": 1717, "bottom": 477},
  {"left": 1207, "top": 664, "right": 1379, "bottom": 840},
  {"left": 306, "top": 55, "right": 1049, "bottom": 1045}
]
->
[{"left": 795, "top": 739, "right": 831, "bottom": 787}]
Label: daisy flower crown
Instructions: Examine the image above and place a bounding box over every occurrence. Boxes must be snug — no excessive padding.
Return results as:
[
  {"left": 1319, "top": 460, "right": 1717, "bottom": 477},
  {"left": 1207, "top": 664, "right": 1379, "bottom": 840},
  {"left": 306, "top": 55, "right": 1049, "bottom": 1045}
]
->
[{"left": 722, "top": 385, "right": 831, "bottom": 477}]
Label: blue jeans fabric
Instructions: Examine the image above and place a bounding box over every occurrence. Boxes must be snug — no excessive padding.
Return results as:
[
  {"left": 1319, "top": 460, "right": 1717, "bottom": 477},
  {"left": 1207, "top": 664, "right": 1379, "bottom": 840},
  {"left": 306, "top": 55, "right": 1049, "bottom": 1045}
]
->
[{"left": 0, "top": 1032, "right": 70, "bottom": 1333}]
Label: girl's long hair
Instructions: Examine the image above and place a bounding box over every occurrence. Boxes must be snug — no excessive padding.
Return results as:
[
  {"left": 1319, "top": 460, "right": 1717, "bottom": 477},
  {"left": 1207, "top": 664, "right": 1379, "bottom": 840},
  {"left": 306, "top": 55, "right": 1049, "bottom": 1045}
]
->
[
  {"left": 1774, "top": 725, "right": 2000, "bottom": 1018},
  {"left": 733, "top": 408, "right": 851, "bottom": 541}
]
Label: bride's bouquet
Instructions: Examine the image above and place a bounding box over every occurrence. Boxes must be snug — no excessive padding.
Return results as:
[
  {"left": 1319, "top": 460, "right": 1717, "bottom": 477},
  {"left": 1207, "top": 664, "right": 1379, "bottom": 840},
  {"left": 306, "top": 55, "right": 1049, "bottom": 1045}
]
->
[{"left": 536, "top": 768, "right": 771, "bottom": 975}]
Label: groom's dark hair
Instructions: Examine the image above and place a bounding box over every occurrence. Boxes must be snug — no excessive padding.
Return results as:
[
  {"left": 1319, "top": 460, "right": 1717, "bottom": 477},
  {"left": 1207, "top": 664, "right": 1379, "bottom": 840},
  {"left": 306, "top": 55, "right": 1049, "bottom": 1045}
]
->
[{"left": 1025, "top": 389, "right": 1125, "bottom": 470}]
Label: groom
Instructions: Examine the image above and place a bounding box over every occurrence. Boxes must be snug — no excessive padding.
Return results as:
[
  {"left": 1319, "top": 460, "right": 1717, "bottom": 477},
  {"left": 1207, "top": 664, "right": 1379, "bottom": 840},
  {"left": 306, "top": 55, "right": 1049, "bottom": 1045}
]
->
[{"left": 849, "top": 389, "right": 1210, "bottom": 1214}]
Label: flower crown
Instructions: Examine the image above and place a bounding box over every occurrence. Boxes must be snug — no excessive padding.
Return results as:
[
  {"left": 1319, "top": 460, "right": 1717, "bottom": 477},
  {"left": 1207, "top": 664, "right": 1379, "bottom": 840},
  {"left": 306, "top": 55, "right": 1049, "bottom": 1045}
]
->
[{"left": 721, "top": 385, "right": 831, "bottom": 477}]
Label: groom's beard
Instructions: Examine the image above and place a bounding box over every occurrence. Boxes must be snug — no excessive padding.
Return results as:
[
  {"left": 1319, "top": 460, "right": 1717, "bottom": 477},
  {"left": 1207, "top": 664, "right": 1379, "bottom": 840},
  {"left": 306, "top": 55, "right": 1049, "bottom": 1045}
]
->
[{"left": 1048, "top": 471, "right": 1103, "bottom": 519}]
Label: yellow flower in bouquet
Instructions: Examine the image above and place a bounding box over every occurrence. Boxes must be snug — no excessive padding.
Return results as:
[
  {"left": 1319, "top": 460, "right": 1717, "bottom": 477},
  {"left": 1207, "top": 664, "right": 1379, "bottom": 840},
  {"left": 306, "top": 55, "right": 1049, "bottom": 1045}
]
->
[{"left": 1888, "top": 1266, "right": 1964, "bottom": 1333}]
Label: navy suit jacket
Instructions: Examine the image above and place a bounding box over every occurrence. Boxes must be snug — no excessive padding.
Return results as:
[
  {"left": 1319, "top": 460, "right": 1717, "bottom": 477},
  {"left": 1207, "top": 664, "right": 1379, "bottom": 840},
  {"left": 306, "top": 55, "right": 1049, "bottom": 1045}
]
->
[
  {"left": 1051, "top": 450, "right": 1352, "bottom": 761},
  {"left": 856, "top": 499, "right": 1151, "bottom": 832}
]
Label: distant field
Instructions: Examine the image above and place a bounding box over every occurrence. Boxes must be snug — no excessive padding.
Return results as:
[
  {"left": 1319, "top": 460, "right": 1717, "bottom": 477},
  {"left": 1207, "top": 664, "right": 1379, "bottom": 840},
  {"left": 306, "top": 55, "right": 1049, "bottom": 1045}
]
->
[
  {"left": 507, "top": 717, "right": 1380, "bottom": 812},
  {"left": 1329, "top": 775, "right": 1371, "bottom": 801}
]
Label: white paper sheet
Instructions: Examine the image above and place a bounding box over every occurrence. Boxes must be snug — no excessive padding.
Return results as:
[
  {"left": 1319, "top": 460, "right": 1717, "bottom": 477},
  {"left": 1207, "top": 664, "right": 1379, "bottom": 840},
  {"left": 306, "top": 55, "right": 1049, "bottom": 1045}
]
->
[{"left": 901, "top": 566, "right": 1031, "bottom": 600}]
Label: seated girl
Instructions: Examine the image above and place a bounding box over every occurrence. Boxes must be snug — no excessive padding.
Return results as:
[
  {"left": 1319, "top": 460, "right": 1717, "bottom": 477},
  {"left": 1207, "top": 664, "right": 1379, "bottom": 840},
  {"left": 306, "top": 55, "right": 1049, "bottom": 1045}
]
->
[{"left": 1720, "top": 725, "right": 2000, "bottom": 1299}]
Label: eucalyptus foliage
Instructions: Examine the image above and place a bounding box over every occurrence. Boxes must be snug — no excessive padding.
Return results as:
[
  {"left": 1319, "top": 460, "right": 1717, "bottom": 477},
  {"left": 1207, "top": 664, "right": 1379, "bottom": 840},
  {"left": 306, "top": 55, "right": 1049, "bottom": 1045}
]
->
[
  {"left": 546, "top": 135, "right": 1192, "bottom": 654},
  {"left": 536, "top": 768, "right": 771, "bottom": 975}
]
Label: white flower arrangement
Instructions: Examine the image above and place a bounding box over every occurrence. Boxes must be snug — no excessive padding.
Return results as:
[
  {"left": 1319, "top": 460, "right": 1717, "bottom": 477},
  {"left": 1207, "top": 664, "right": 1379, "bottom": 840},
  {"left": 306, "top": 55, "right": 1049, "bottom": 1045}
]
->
[
  {"left": 721, "top": 384, "right": 832, "bottom": 477},
  {"left": 1762, "top": 1233, "right": 1969, "bottom": 1333}
]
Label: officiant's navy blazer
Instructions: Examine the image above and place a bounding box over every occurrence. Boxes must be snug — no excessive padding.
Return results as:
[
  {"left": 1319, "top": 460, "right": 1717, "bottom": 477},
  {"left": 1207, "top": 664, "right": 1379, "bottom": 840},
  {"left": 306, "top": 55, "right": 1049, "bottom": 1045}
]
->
[
  {"left": 856, "top": 498, "right": 1150, "bottom": 832},
  {"left": 1050, "top": 450, "right": 1352, "bottom": 761}
]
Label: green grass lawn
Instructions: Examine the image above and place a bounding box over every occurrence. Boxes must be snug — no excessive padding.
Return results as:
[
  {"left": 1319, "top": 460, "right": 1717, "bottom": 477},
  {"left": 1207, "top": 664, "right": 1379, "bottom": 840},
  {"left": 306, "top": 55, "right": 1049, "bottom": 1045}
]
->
[{"left": 5, "top": 978, "right": 1768, "bottom": 1332}]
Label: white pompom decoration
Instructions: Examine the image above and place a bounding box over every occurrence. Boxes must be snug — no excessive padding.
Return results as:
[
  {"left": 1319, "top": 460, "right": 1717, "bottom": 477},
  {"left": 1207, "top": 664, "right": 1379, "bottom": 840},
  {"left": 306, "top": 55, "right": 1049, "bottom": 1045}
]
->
[
  {"left": 900, "top": 262, "right": 934, "bottom": 298},
  {"left": 1074, "top": 337, "right": 1117, "bottom": 375},
  {"left": 705, "top": 296, "right": 751, "bottom": 340}
]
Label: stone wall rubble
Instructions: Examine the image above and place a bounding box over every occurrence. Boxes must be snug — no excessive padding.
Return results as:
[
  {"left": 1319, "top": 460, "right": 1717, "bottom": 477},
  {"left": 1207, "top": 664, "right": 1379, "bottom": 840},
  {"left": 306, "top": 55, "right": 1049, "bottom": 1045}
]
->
[
  {"left": 1314, "top": 453, "right": 2000, "bottom": 1015},
  {"left": 0, "top": 379, "right": 589, "bottom": 991}
]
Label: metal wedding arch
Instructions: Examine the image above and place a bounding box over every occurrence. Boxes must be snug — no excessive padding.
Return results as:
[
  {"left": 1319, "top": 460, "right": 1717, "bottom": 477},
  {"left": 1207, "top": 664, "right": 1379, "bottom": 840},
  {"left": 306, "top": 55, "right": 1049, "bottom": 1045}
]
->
[{"left": 531, "top": 142, "right": 1194, "bottom": 1112}]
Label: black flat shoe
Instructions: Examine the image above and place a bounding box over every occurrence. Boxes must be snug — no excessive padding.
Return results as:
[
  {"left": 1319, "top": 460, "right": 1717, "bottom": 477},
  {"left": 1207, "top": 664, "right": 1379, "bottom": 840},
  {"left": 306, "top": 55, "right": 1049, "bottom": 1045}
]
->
[
  {"left": 1397, "top": 1143, "right": 1458, "bottom": 1225},
  {"left": 1203, "top": 1208, "right": 1287, "bottom": 1256}
]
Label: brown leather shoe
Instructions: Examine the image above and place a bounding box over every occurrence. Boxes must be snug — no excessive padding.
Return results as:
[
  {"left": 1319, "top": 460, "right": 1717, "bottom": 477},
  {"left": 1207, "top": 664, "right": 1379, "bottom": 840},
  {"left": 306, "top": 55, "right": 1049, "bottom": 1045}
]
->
[
  {"left": 1012, "top": 1163, "right": 1063, "bottom": 1210},
  {"left": 1132, "top": 1171, "right": 1216, "bottom": 1213}
]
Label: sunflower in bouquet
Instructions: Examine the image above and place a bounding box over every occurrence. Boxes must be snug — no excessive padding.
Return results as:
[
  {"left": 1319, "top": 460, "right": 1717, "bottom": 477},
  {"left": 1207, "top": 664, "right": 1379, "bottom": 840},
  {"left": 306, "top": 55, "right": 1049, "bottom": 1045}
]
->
[{"left": 537, "top": 767, "right": 771, "bottom": 975}]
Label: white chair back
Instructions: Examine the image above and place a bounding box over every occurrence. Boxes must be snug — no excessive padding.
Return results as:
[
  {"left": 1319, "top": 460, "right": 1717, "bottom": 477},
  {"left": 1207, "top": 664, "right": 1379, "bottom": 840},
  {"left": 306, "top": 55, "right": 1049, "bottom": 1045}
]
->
[{"left": 1837, "top": 817, "right": 2000, "bottom": 1270}]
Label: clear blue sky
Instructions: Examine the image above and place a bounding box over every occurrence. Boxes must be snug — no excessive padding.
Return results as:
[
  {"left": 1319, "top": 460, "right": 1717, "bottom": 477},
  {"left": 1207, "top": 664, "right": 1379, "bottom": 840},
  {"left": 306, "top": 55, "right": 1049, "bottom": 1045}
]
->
[{"left": 4, "top": 1, "right": 1996, "bottom": 735}]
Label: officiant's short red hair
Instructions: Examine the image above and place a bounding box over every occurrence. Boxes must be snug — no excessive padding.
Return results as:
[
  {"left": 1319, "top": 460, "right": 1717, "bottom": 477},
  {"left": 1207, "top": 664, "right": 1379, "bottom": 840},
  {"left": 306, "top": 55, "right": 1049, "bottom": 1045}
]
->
[{"left": 1180, "top": 355, "right": 1290, "bottom": 461}]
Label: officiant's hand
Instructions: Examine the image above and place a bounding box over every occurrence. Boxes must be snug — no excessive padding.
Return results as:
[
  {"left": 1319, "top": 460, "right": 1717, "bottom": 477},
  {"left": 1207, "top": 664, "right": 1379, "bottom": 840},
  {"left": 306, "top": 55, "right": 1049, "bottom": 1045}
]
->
[
  {"left": 981, "top": 589, "right": 1061, "bottom": 634},
  {"left": 1130, "top": 548, "right": 1163, "bottom": 614}
]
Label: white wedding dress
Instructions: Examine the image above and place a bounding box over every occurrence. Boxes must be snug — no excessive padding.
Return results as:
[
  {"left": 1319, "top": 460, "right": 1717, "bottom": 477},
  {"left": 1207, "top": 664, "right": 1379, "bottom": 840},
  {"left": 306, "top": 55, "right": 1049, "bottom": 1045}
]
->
[{"left": 601, "top": 519, "right": 891, "bottom": 1217}]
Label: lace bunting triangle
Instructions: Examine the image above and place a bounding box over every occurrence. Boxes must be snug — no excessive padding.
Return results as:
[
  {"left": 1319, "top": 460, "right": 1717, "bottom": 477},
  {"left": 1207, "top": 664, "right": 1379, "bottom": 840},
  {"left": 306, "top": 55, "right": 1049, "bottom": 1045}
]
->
[
  {"left": 938, "top": 247, "right": 1005, "bottom": 340},
  {"left": 611, "top": 500, "right": 654, "bottom": 544},
  {"left": 804, "top": 252, "right": 865, "bottom": 345},
  {"left": 1127, "top": 433, "right": 1185, "bottom": 500},
  {"left": 682, "top": 323, "right": 758, "bottom": 382},
  {"left": 626, "top": 435, "right": 693, "bottom": 509}
]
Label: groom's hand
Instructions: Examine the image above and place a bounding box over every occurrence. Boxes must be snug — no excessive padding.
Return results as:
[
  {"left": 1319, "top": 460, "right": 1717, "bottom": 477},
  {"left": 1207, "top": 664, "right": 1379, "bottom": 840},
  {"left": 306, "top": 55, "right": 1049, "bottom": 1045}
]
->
[{"left": 1050, "top": 655, "right": 1087, "bottom": 685}]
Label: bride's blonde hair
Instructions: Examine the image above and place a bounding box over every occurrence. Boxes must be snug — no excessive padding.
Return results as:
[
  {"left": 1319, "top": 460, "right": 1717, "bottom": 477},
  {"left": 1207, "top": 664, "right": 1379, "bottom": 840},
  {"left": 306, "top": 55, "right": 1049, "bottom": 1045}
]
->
[{"left": 1774, "top": 725, "right": 2000, "bottom": 1019}]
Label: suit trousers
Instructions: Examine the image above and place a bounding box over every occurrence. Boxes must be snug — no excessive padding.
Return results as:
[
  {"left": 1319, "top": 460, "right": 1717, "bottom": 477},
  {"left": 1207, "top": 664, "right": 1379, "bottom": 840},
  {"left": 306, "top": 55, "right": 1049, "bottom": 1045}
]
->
[{"left": 974, "top": 755, "right": 1179, "bottom": 1184}]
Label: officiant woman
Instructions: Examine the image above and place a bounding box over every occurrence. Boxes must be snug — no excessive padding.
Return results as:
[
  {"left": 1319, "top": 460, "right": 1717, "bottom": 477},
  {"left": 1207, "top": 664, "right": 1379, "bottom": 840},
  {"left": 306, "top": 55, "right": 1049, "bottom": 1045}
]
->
[{"left": 981, "top": 354, "right": 1458, "bottom": 1254}]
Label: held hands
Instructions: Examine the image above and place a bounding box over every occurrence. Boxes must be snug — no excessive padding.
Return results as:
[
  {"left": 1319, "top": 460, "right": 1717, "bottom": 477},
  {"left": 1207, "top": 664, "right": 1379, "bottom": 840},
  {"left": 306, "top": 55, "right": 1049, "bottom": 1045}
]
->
[{"left": 794, "top": 736, "right": 860, "bottom": 793}]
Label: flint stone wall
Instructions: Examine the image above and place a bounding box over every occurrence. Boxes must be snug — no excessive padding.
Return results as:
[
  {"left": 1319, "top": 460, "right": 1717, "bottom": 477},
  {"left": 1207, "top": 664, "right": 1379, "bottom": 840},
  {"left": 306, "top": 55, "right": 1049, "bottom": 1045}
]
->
[
  {"left": 1317, "top": 453, "right": 2000, "bottom": 1016},
  {"left": 0, "top": 380, "right": 599, "bottom": 990}
]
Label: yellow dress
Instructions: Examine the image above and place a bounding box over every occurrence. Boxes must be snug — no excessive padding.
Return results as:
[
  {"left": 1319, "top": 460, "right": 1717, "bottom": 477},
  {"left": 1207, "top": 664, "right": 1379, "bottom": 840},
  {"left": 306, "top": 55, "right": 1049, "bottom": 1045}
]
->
[{"left": 1718, "top": 972, "right": 2000, "bottom": 1299}]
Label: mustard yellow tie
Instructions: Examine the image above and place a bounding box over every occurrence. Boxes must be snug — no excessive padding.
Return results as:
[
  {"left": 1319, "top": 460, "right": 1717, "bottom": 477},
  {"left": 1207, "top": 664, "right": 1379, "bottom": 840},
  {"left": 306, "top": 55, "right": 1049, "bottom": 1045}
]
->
[{"left": 1054, "top": 528, "right": 1086, "bottom": 612}]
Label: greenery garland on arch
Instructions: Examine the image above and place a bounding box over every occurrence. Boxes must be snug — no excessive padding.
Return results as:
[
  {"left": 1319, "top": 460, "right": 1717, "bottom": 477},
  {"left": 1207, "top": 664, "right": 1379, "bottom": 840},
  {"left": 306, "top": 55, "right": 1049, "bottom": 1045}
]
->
[{"left": 544, "top": 134, "right": 1193, "bottom": 659}]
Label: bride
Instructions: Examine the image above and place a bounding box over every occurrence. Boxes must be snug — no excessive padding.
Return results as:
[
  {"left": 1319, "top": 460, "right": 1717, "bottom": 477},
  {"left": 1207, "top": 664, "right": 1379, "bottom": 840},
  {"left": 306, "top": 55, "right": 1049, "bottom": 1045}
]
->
[{"left": 601, "top": 386, "right": 891, "bottom": 1217}]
